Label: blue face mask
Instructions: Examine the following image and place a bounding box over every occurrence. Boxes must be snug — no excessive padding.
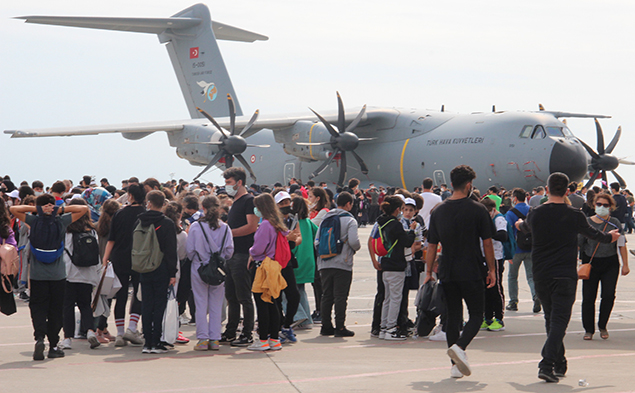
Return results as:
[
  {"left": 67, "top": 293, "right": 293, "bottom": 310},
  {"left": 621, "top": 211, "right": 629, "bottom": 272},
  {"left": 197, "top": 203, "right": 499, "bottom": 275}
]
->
[{"left": 253, "top": 207, "right": 262, "bottom": 218}]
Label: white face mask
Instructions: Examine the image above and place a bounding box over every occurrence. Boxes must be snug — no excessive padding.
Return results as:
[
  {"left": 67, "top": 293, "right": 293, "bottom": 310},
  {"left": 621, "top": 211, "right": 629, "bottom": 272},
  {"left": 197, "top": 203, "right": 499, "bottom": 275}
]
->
[
  {"left": 34, "top": 191, "right": 43, "bottom": 197},
  {"left": 595, "top": 206, "right": 610, "bottom": 217},
  {"left": 309, "top": 202, "right": 317, "bottom": 210},
  {"left": 226, "top": 184, "right": 238, "bottom": 197}
]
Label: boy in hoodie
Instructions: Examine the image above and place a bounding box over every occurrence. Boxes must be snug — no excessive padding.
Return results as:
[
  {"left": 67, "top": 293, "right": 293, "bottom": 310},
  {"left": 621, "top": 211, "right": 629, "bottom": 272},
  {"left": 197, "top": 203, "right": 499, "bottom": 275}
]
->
[
  {"left": 137, "top": 190, "right": 178, "bottom": 354},
  {"left": 315, "top": 191, "right": 361, "bottom": 337}
]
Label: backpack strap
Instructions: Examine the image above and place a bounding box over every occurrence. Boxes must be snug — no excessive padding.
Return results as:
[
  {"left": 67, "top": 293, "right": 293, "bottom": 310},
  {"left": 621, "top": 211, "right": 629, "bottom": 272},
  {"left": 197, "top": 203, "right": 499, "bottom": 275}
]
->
[
  {"left": 511, "top": 207, "right": 526, "bottom": 220},
  {"left": 198, "top": 223, "right": 227, "bottom": 262}
]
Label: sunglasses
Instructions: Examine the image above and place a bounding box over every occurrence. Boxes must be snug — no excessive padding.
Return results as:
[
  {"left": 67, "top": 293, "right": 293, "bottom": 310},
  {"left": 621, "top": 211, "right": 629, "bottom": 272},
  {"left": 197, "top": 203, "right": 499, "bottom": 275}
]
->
[{"left": 595, "top": 203, "right": 610, "bottom": 208}]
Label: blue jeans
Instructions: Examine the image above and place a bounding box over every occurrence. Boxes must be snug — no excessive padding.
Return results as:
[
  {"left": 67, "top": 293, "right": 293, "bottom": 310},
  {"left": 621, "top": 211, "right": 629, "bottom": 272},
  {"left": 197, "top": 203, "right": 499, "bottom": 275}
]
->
[{"left": 507, "top": 252, "right": 536, "bottom": 303}]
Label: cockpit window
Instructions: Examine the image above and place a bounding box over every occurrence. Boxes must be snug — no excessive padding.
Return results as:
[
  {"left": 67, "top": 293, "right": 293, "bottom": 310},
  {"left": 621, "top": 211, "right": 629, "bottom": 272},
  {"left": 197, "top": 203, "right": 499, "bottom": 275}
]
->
[
  {"left": 562, "top": 127, "right": 573, "bottom": 137},
  {"left": 546, "top": 126, "right": 564, "bottom": 137},
  {"left": 519, "top": 125, "right": 533, "bottom": 138},
  {"left": 532, "top": 125, "right": 546, "bottom": 139}
]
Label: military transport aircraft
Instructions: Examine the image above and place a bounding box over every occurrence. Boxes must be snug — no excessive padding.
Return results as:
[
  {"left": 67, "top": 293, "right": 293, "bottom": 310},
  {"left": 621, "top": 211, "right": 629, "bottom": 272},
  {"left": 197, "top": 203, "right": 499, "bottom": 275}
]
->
[{"left": 5, "top": 3, "right": 632, "bottom": 190}]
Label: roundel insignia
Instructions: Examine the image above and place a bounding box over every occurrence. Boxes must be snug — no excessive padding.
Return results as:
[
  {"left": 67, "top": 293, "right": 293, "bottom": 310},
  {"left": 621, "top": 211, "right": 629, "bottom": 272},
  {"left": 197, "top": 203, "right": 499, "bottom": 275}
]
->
[{"left": 250, "top": 154, "right": 256, "bottom": 164}]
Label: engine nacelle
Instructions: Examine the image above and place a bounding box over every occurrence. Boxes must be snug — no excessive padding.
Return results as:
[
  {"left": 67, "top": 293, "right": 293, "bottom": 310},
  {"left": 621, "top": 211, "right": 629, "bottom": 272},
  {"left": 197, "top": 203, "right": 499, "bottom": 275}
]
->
[
  {"left": 170, "top": 124, "right": 222, "bottom": 166},
  {"left": 280, "top": 120, "right": 333, "bottom": 161}
]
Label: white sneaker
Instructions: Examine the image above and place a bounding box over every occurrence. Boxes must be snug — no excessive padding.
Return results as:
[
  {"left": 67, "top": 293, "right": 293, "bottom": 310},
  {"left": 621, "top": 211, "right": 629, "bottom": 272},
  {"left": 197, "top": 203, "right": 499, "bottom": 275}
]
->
[
  {"left": 378, "top": 329, "right": 386, "bottom": 340},
  {"left": 451, "top": 364, "right": 463, "bottom": 378},
  {"left": 123, "top": 328, "right": 144, "bottom": 346},
  {"left": 61, "top": 338, "right": 72, "bottom": 350},
  {"left": 247, "top": 339, "right": 270, "bottom": 351},
  {"left": 447, "top": 344, "right": 471, "bottom": 376},
  {"left": 429, "top": 330, "right": 446, "bottom": 342},
  {"left": 87, "top": 331, "right": 100, "bottom": 349}
]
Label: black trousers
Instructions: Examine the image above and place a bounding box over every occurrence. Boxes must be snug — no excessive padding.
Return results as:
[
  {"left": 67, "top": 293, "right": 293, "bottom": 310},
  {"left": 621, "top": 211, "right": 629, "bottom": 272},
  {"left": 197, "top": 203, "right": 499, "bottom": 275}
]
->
[
  {"left": 582, "top": 255, "right": 620, "bottom": 333},
  {"left": 177, "top": 258, "right": 196, "bottom": 318},
  {"left": 113, "top": 265, "right": 142, "bottom": 320},
  {"left": 443, "top": 279, "right": 484, "bottom": 351},
  {"left": 63, "top": 281, "right": 94, "bottom": 338},
  {"left": 484, "top": 259, "right": 505, "bottom": 321},
  {"left": 312, "top": 264, "right": 323, "bottom": 312},
  {"left": 278, "top": 263, "right": 300, "bottom": 328},
  {"left": 535, "top": 277, "right": 577, "bottom": 370},
  {"left": 254, "top": 292, "right": 280, "bottom": 340},
  {"left": 29, "top": 279, "right": 65, "bottom": 346},
  {"left": 140, "top": 264, "right": 170, "bottom": 347},
  {"left": 224, "top": 253, "right": 255, "bottom": 338},
  {"left": 320, "top": 268, "right": 353, "bottom": 329},
  {"left": 372, "top": 270, "right": 384, "bottom": 331}
]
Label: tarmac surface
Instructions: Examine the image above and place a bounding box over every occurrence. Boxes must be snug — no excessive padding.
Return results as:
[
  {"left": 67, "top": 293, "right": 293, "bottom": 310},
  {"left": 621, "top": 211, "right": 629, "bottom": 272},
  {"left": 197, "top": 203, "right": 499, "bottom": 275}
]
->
[{"left": 2, "top": 227, "right": 635, "bottom": 392}]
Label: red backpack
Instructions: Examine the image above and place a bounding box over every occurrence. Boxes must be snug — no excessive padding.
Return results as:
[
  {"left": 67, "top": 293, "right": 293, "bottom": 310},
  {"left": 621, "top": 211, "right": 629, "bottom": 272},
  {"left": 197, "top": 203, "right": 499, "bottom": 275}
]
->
[{"left": 274, "top": 231, "right": 291, "bottom": 268}]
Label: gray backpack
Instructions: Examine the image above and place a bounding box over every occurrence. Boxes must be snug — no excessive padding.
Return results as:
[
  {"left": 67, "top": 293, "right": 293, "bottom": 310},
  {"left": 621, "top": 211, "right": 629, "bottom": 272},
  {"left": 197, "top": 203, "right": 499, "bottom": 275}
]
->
[{"left": 131, "top": 222, "right": 163, "bottom": 273}]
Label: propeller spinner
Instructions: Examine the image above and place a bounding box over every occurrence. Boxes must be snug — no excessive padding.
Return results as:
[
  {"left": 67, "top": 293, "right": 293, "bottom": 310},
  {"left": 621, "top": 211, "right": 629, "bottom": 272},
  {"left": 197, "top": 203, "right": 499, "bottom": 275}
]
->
[
  {"left": 300, "top": 92, "right": 373, "bottom": 187},
  {"left": 579, "top": 119, "right": 632, "bottom": 188},
  {"left": 191, "top": 94, "right": 268, "bottom": 181}
]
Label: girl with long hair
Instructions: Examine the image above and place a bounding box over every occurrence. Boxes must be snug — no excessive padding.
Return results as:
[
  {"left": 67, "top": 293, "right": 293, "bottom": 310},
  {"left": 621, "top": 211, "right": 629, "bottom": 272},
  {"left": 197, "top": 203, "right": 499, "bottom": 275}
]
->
[
  {"left": 290, "top": 196, "right": 318, "bottom": 328},
  {"left": 186, "top": 196, "right": 234, "bottom": 351},
  {"left": 248, "top": 193, "right": 288, "bottom": 351}
]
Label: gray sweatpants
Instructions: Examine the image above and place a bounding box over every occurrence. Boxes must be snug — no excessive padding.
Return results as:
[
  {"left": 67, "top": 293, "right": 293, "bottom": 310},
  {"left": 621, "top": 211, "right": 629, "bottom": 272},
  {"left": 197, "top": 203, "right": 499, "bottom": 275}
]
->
[{"left": 381, "top": 271, "right": 405, "bottom": 330}]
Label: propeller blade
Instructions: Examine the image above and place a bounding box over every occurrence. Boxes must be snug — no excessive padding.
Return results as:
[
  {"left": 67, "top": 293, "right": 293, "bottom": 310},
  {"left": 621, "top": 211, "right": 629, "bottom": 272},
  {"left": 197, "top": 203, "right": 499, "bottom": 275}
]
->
[
  {"left": 337, "top": 151, "right": 348, "bottom": 187},
  {"left": 239, "top": 109, "right": 261, "bottom": 139},
  {"left": 539, "top": 104, "right": 545, "bottom": 111},
  {"left": 309, "top": 150, "right": 338, "bottom": 179},
  {"left": 605, "top": 126, "right": 621, "bottom": 154},
  {"left": 246, "top": 144, "right": 270, "bottom": 148},
  {"left": 296, "top": 142, "right": 331, "bottom": 146},
  {"left": 196, "top": 107, "right": 228, "bottom": 139},
  {"left": 611, "top": 171, "right": 627, "bottom": 188},
  {"left": 595, "top": 118, "right": 605, "bottom": 155},
  {"left": 441, "top": 105, "right": 445, "bottom": 112},
  {"left": 193, "top": 149, "right": 225, "bottom": 180},
  {"left": 583, "top": 171, "right": 600, "bottom": 190},
  {"left": 618, "top": 158, "right": 635, "bottom": 165},
  {"left": 337, "top": 92, "right": 346, "bottom": 135},
  {"left": 578, "top": 139, "right": 600, "bottom": 160},
  {"left": 225, "top": 154, "right": 234, "bottom": 168},
  {"left": 309, "top": 108, "right": 340, "bottom": 138},
  {"left": 357, "top": 137, "right": 376, "bottom": 142},
  {"left": 235, "top": 154, "right": 258, "bottom": 182},
  {"left": 228, "top": 94, "right": 237, "bottom": 135},
  {"left": 345, "top": 105, "right": 367, "bottom": 133},
  {"left": 351, "top": 150, "right": 369, "bottom": 174},
  {"left": 492, "top": 105, "right": 496, "bottom": 112}
]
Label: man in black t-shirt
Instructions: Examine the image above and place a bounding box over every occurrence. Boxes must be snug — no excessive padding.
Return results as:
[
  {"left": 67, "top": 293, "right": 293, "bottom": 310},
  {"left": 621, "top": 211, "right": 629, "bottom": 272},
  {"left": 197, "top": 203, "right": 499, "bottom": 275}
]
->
[
  {"left": 610, "top": 182, "right": 627, "bottom": 227},
  {"left": 221, "top": 167, "right": 258, "bottom": 347},
  {"left": 425, "top": 165, "right": 496, "bottom": 379},
  {"left": 518, "top": 173, "right": 619, "bottom": 383}
]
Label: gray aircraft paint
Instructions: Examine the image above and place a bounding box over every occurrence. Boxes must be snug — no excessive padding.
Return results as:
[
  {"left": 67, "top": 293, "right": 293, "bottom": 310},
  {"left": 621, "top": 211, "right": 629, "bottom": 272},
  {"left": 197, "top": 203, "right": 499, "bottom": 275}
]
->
[{"left": 4, "top": 4, "right": 605, "bottom": 191}]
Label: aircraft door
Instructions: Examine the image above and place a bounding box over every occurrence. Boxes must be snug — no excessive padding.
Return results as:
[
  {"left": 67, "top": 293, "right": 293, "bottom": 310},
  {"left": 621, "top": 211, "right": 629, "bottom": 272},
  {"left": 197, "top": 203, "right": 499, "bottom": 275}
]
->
[
  {"left": 284, "top": 162, "right": 295, "bottom": 184},
  {"left": 433, "top": 170, "right": 446, "bottom": 187}
]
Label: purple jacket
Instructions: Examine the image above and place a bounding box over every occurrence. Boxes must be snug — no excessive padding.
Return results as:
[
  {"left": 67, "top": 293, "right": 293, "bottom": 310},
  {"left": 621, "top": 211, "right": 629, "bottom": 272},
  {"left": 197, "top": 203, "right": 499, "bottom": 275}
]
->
[
  {"left": 1, "top": 226, "right": 17, "bottom": 248},
  {"left": 250, "top": 220, "right": 287, "bottom": 261},
  {"left": 186, "top": 221, "right": 234, "bottom": 264}
]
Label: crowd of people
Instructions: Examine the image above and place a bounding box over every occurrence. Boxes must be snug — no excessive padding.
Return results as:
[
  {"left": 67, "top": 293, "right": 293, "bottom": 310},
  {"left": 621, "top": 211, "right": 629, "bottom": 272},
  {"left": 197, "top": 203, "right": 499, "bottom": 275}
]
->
[{"left": 0, "top": 168, "right": 630, "bottom": 383}]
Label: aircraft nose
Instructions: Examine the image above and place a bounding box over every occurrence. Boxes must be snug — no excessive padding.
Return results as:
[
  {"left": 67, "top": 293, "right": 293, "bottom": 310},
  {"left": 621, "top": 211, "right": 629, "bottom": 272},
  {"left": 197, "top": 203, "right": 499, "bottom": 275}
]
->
[{"left": 549, "top": 139, "right": 588, "bottom": 183}]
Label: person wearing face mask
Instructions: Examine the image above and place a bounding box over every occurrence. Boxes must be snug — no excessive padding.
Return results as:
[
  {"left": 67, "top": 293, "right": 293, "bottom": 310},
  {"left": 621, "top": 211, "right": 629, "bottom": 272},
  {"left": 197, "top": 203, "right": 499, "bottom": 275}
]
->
[
  {"left": 375, "top": 195, "right": 416, "bottom": 341},
  {"left": 220, "top": 167, "right": 259, "bottom": 347},
  {"left": 579, "top": 193, "right": 629, "bottom": 341},
  {"left": 272, "top": 190, "right": 302, "bottom": 343},
  {"left": 32, "top": 180, "right": 45, "bottom": 197},
  {"left": 505, "top": 188, "right": 539, "bottom": 313}
]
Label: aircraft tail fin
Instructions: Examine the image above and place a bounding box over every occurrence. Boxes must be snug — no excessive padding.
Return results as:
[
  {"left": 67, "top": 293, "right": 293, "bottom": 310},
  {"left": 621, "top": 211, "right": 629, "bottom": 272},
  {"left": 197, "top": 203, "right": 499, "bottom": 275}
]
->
[{"left": 16, "top": 4, "right": 267, "bottom": 119}]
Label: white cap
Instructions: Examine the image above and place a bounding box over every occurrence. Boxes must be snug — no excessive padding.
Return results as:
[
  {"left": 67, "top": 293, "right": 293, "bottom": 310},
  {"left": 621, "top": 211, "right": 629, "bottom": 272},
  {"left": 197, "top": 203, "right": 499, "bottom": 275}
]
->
[
  {"left": 8, "top": 190, "right": 20, "bottom": 200},
  {"left": 274, "top": 191, "right": 291, "bottom": 204},
  {"left": 395, "top": 194, "right": 405, "bottom": 202},
  {"left": 404, "top": 197, "right": 416, "bottom": 206}
]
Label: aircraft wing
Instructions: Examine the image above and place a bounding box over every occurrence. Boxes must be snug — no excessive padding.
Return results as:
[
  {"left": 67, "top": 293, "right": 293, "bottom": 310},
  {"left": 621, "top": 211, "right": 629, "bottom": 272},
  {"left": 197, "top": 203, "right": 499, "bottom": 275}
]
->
[{"left": 4, "top": 120, "right": 187, "bottom": 138}]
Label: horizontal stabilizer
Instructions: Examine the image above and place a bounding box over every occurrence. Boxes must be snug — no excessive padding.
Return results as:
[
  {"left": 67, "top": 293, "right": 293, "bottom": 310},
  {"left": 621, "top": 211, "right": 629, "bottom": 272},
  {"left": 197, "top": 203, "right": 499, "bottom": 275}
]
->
[{"left": 15, "top": 15, "right": 268, "bottom": 42}]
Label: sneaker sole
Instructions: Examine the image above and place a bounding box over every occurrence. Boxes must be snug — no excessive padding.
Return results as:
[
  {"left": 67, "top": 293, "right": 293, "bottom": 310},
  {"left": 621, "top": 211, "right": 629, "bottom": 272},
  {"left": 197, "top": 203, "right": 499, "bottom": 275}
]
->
[
  {"left": 447, "top": 347, "right": 471, "bottom": 376},
  {"left": 384, "top": 336, "right": 407, "bottom": 341},
  {"left": 88, "top": 336, "right": 100, "bottom": 349},
  {"left": 33, "top": 342, "right": 45, "bottom": 361},
  {"left": 538, "top": 372, "right": 559, "bottom": 383}
]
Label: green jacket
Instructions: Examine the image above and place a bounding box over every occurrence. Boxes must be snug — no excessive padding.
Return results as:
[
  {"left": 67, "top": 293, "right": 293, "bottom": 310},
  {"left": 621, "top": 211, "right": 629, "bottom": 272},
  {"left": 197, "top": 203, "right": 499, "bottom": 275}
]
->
[{"left": 293, "top": 218, "right": 318, "bottom": 284}]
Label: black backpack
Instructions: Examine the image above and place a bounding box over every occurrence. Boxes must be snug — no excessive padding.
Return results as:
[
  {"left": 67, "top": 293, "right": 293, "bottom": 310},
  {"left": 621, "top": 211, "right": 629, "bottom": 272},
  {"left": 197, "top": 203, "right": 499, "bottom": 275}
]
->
[
  {"left": 66, "top": 231, "right": 100, "bottom": 267},
  {"left": 29, "top": 206, "right": 65, "bottom": 264},
  {"left": 511, "top": 208, "right": 532, "bottom": 251},
  {"left": 196, "top": 224, "right": 228, "bottom": 286}
]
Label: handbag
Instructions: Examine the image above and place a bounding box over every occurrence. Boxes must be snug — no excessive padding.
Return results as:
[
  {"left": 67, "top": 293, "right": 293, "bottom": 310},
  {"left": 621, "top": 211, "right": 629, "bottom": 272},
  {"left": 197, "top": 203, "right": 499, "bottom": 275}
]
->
[
  {"left": 0, "top": 240, "right": 19, "bottom": 294},
  {"left": 578, "top": 221, "right": 609, "bottom": 280},
  {"left": 161, "top": 286, "right": 178, "bottom": 344},
  {"left": 428, "top": 280, "right": 446, "bottom": 316},
  {"left": 197, "top": 225, "right": 228, "bottom": 286}
]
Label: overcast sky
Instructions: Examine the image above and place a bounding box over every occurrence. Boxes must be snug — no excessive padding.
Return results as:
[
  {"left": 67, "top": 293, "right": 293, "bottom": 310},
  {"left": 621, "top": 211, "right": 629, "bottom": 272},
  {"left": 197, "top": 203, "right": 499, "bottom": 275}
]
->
[{"left": 2, "top": 1, "right": 634, "bottom": 190}]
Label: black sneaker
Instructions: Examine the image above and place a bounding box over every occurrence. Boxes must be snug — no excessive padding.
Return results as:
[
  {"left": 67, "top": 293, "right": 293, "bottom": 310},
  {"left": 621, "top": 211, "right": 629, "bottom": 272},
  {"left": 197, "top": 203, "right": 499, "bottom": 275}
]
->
[
  {"left": 505, "top": 302, "right": 518, "bottom": 311},
  {"left": 48, "top": 346, "right": 65, "bottom": 359},
  {"left": 370, "top": 329, "right": 380, "bottom": 338},
  {"left": 311, "top": 311, "right": 322, "bottom": 325},
  {"left": 141, "top": 346, "right": 152, "bottom": 354},
  {"left": 151, "top": 344, "right": 169, "bottom": 354},
  {"left": 19, "top": 292, "right": 30, "bottom": 302},
  {"left": 230, "top": 334, "right": 253, "bottom": 347},
  {"left": 554, "top": 360, "right": 567, "bottom": 378},
  {"left": 320, "top": 326, "right": 335, "bottom": 336},
  {"left": 538, "top": 368, "right": 559, "bottom": 383},
  {"left": 219, "top": 332, "right": 236, "bottom": 345},
  {"left": 533, "top": 298, "right": 542, "bottom": 313},
  {"left": 334, "top": 327, "right": 355, "bottom": 337},
  {"left": 33, "top": 340, "right": 45, "bottom": 361}
]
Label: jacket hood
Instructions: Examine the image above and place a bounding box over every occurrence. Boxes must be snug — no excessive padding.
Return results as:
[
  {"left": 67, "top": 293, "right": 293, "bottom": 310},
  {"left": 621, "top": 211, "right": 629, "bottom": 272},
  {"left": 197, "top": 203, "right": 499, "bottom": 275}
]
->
[
  {"left": 138, "top": 210, "right": 165, "bottom": 226},
  {"left": 323, "top": 208, "right": 352, "bottom": 219},
  {"left": 376, "top": 214, "right": 398, "bottom": 226}
]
